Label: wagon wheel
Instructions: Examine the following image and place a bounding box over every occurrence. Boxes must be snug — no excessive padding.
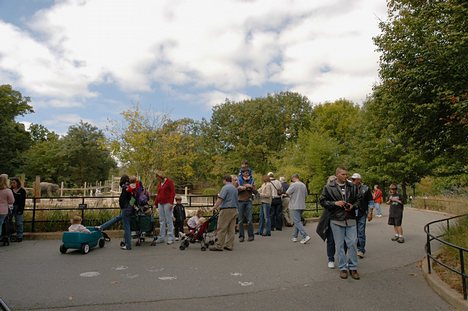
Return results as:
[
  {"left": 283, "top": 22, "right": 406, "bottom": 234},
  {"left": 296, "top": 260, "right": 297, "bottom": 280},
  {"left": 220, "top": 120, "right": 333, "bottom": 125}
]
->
[
  {"left": 60, "top": 244, "right": 67, "bottom": 254},
  {"left": 81, "top": 243, "right": 90, "bottom": 254},
  {"left": 98, "top": 238, "right": 105, "bottom": 248}
]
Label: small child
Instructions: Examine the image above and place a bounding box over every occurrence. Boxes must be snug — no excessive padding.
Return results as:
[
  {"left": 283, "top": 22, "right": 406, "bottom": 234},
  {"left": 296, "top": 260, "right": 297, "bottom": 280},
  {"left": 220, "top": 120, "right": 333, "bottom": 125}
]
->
[
  {"left": 387, "top": 184, "right": 404, "bottom": 243},
  {"left": 187, "top": 209, "right": 206, "bottom": 231},
  {"left": 173, "top": 195, "right": 186, "bottom": 241},
  {"left": 68, "top": 215, "right": 91, "bottom": 233}
]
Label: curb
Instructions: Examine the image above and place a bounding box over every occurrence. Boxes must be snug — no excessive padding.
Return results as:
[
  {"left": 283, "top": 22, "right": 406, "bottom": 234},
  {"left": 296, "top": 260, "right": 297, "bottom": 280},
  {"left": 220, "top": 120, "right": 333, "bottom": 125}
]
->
[{"left": 421, "top": 257, "right": 468, "bottom": 310}]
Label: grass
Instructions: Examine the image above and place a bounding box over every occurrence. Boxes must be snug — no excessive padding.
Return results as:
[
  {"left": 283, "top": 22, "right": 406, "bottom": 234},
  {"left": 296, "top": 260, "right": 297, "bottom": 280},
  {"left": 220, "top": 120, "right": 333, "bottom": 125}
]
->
[
  {"left": 432, "top": 215, "right": 468, "bottom": 297},
  {"left": 413, "top": 195, "right": 467, "bottom": 215}
]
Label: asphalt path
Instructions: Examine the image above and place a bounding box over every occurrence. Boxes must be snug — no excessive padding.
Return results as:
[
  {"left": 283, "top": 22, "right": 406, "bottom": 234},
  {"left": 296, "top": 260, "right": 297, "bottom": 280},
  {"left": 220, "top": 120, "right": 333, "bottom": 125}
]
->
[{"left": 0, "top": 206, "right": 454, "bottom": 311}]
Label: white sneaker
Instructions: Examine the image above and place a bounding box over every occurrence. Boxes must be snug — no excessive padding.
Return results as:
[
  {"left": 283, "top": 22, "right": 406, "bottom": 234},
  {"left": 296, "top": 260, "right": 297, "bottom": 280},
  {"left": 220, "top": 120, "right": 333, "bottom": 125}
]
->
[
  {"left": 300, "top": 236, "right": 311, "bottom": 244},
  {"left": 154, "top": 238, "right": 165, "bottom": 244},
  {"left": 291, "top": 237, "right": 298, "bottom": 242},
  {"left": 376, "top": 214, "right": 382, "bottom": 218},
  {"left": 328, "top": 261, "right": 335, "bottom": 269},
  {"left": 167, "top": 240, "right": 174, "bottom": 245},
  {"left": 175, "top": 237, "right": 179, "bottom": 241}
]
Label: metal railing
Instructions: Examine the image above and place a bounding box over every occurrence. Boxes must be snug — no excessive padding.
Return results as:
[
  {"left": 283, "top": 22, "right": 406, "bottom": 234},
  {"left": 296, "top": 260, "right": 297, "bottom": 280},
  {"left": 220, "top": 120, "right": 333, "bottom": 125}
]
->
[
  {"left": 23, "top": 193, "right": 322, "bottom": 233},
  {"left": 424, "top": 214, "right": 468, "bottom": 300}
]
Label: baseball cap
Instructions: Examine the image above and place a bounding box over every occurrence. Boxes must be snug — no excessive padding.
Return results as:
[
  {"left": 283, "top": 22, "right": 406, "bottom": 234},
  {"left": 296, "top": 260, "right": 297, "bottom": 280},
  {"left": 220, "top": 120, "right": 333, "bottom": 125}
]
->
[{"left": 351, "top": 173, "right": 361, "bottom": 179}]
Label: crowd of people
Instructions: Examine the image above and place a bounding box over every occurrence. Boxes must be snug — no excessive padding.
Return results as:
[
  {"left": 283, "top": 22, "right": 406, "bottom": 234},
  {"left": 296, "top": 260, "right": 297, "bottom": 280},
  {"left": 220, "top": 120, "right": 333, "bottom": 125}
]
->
[{"left": 1, "top": 163, "right": 406, "bottom": 281}]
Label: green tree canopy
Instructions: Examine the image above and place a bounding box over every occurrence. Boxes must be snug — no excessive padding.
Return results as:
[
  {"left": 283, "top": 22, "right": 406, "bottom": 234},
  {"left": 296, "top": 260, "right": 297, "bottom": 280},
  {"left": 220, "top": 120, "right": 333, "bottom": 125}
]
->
[
  {"left": 373, "top": 0, "right": 468, "bottom": 159},
  {"left": 0, "top": 85, "right": 33, "bottom": 175}
]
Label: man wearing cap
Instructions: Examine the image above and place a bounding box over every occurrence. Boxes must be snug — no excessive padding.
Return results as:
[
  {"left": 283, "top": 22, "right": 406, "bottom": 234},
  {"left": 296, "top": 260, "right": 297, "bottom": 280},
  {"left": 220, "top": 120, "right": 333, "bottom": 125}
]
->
[
  {"left": 285, "top": 174, "right": 310, "bottom": 244},
  {"left": 319, "top": 167, "right": 361, "bottom": 280},
  {"left": 351, "top": 173, "right": 374, "bottom": 259},
  {"left": 209, "top": 175, "right": 239, "bottom": 251},
  {"left": 268, "top": 172, "right": 283, "bottom": 231}
]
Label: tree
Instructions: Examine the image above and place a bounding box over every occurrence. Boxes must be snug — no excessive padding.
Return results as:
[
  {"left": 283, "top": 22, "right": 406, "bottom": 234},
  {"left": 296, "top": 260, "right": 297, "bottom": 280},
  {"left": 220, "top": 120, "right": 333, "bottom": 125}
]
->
[
  {"left": 110, "top": 106, "right": 211, "bottom": 191},
  {"left": 276, "top": 99, "right": 362, "bottom": 192},
  {"left": 373, "top": 0, "right": 468, "bottom": 160},
  {"left": 0, "top": 85, "right": 33, "bottom": 175},
  {"left": 208, "top": 92, "right": 312, "bottom": 174},
  {"left": 62, "top": 121, "right": 116, "bottom": 186}
]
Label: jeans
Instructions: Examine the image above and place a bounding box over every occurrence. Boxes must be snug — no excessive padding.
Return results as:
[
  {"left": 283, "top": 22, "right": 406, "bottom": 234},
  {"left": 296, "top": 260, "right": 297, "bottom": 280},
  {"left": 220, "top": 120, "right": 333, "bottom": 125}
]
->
[
  {"left": 13, "top": 211, "right": 24, "bottom": 239},
  {"left": 122, "top": 208, "right": 132, "bottom": 249},
  {"left": 374, "top": 202, "right": 382, "bottom": 216},
  {"left": 257, "top": 203, "right": 271, "bottom": 235},
  {"left": 100, "top": 213, "right": 123, "bottom": 231},
  {"left": 157, "top": 203, "right": 174, "bottom": 242},
  {"left": 291, "top": 209, "right": 308, "bottom": 239},
  {"left": 326, "top": 224, "right": 335, "bottom": 262},
  {"left": 0, "top": 214, "right": 6, "bottom": 236},
  {"left": 356, "top": 212, "right": 367, "bottom": 253},
  {"left": 270, "top": 197, "right": 283, "bottom": 230},
  {"left": 330, "top": 222, "right": 358, "bottom": 271},
  {"left": 238, "top": 200, "right": 254, "bottom": 238}
]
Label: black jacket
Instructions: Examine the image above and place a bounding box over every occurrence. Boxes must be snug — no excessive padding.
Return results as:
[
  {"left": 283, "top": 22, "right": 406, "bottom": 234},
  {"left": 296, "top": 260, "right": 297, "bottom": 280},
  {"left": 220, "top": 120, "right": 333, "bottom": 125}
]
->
[
  {"left": 119, "top": 183, "right": 132, "bottom": 209},
  {"left": 356, "top": 184, "right": 373, "bottom": 217},
  {"left": 319, "top": 180, "right": 360, "bottom": 221},
  {"left": 12, "top": 187, "right": 26, "bottom": 215}
]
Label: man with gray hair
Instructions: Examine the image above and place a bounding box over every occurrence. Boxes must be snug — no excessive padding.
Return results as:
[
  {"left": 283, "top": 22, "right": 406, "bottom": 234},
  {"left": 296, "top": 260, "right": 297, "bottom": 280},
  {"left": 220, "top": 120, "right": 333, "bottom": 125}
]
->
[{"left": 285, "top": 174, "right": 310, "bottom": 244}]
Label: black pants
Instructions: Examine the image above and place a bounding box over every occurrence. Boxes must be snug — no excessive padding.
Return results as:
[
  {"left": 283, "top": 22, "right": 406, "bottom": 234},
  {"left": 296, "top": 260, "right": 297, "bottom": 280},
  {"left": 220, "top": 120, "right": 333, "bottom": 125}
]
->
[
  {"left": 174, "top": 221, "right": 184, "bottom": 237},
  {"left": 270, "top": 197, "right": 283, "bottom": 230}
]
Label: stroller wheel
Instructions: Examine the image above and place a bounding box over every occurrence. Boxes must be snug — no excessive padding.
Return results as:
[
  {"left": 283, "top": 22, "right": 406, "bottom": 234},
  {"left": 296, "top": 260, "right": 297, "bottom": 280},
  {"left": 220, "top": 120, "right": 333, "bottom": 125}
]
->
[
  {"left": 120, "top": 241, "right": 125, "bottom": 247},
  {"left": 179, "top": 245, "right": 185, "bottom": 250},
  {"left": 201, "top": 246, "right": 206, "bottom": 251},
  {"left": 209, "top": 240, "right": 214, "bottom": 245},
  {"left": 184, "top": 241, "right": 190, "bottom": 247}
]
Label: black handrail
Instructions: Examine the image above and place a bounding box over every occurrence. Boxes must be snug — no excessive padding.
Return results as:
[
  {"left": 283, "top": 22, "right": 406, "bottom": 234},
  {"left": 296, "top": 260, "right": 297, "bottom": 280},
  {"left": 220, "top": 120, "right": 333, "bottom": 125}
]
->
[
  {"left": 424, "top": 214, "right": 468, "bottom": 300},
  {"left": 23, "top": 194, "right": 322, "bottom": 233}
]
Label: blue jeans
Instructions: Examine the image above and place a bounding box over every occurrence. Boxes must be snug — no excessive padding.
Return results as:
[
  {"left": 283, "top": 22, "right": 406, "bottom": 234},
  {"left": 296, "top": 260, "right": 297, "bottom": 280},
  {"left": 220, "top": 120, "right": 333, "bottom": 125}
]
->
[
  {"left": 13, "top": 211, "right": 24, "bottom": 239},
  {"left": 238, "top": 200, "right": 254, "bottom": 238},
  {"left": 0, "top": 214, "right": 6, "bottom": 236},
  {"left": 258, "top": 203, "right": 271, "bottom": 235},
  {"left": 291, "top": 209, "right": 308, "bottom": 239},
  {"left": 374, "top": 203, "right": 382, "bottom": 216},
  {"left": 100, "top": 213, "right": 123, "bottom": 231},
  {"left": 122, "top": 208, "right": 132, "bottom": 249},
  {"left": 157, "top": 203, "right": 174, "bottom": 242},
  {"left": 326, "top": 224, "right": 335, "bottom": 262},
  {"left": 330, "top": 222, "right": 358, "bottom": 271},
  {"left": 357, "top": 213, "right": 367, "bottom": 254}
]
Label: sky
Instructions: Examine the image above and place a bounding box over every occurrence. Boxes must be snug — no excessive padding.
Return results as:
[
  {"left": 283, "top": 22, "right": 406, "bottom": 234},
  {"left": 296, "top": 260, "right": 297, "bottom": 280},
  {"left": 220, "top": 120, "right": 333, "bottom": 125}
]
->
[{"left": 0, "top": 0, "right": 388, "bottom": 135}]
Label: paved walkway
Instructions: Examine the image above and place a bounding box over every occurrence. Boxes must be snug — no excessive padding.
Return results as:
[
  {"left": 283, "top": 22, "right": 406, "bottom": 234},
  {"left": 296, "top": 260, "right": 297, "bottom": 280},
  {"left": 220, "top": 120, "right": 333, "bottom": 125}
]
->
[{"left": 0, "top": 206, "right": 454, "bottom": 310}]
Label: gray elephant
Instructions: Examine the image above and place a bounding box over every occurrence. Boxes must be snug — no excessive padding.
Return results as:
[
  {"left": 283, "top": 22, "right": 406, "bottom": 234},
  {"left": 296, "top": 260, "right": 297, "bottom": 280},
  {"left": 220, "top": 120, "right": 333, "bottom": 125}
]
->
[{"left": 39, "top": 182, "right": 60, "bottom": 197}]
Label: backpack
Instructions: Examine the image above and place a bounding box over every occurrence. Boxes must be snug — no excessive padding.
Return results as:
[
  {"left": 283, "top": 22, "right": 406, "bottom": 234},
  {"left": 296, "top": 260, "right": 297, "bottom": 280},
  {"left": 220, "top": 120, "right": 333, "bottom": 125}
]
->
[{"left": 136, "top": 183, "right": 150, "bottom": 206}]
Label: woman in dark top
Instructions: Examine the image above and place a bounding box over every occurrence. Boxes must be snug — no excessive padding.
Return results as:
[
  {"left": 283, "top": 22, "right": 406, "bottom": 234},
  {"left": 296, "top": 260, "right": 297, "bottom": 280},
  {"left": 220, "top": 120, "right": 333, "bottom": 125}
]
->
[
  {"left": 118, "top": 175, "right": 133, "bottom": 250},
  {"left": 11, "top": 177, "right": 26, "bottom": 242}
]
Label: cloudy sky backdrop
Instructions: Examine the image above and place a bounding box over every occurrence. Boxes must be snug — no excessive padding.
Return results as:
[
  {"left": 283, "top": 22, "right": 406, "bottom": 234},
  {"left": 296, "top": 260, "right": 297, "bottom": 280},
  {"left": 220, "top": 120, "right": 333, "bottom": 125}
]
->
[{"left": 0, "top": 0, "right": 387, "bottom": 134}]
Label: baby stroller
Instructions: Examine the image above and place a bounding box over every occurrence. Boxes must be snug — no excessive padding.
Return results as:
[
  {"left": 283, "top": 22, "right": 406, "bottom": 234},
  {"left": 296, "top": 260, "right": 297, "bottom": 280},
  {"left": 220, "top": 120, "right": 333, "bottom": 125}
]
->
[
  {"left": 121, "top": 205, "right": 156, "bottom": 247},
  {"left": 0, "top": 207, "right": 14, "bottom": 246},
  {"left": 179, "top": 212, "right": 218, "bottom": 251}
]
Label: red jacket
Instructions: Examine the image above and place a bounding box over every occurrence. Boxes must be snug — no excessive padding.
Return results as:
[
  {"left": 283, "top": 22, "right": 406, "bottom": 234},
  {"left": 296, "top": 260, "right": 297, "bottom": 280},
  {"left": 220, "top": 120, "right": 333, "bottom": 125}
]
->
[{"left": 154, "top": 178, "right": 175, "bottom": 205}]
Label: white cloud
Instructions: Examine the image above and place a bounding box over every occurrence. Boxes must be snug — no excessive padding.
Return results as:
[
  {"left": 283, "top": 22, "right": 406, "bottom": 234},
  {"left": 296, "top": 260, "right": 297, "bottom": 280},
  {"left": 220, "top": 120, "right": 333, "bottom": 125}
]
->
[{"left": 0, "top": 0, "right": 387, "bottom": 114}]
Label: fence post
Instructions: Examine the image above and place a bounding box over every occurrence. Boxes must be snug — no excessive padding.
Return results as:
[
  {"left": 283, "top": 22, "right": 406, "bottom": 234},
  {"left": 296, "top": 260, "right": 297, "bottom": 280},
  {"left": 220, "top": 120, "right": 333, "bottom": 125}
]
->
[
  {"left": 31, "top": 197, "right": 37, "bottom": 233},
  {"left": 460, "top": 249, "right": 467, "bottom": 300},
  {"left": 427, "top": 226, "right": 432, "bottom": 274}
]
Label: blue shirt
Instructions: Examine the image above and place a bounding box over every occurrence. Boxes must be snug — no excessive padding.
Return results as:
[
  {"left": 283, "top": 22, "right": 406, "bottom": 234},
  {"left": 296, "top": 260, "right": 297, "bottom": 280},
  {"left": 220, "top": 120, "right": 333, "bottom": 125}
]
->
[{"left": 218, "top": 183, "right": 239, "bottom": 208}]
